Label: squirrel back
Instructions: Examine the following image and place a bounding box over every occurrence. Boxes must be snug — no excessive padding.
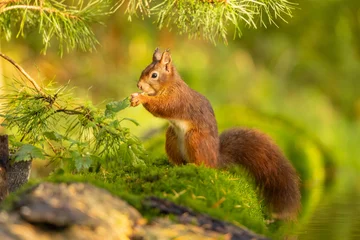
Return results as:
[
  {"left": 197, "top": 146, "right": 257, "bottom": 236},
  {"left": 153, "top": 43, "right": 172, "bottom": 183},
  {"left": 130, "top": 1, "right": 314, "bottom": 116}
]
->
[{"left": 130, "top": 49, "right": 301, "bottom": 219}]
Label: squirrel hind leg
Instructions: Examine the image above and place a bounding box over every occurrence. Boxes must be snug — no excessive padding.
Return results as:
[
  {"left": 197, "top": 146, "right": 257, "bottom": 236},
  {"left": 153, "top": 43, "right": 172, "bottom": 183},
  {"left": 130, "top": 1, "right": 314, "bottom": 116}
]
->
[
  {"left": 184, "top": 129, "right": 219, "bottom": 168},
  {"left": 219, "top": 128, "right": 301, "bottom": 220}
]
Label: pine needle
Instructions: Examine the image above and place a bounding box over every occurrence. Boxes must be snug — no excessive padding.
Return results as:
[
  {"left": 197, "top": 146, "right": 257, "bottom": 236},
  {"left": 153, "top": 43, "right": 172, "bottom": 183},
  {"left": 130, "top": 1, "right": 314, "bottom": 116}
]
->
[
  {"left": 125, "top": 0, "right": 298, "bottom": 44},
  {"left": 0, "top": 0, "right": 122, "bottom": 55}
]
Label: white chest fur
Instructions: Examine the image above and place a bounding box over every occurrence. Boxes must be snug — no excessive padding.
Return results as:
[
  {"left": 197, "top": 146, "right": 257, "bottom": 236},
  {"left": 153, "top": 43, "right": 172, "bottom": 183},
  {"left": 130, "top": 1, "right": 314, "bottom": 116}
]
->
[{"left": 169, "top": 119, "right": 190, "bottom": 161}]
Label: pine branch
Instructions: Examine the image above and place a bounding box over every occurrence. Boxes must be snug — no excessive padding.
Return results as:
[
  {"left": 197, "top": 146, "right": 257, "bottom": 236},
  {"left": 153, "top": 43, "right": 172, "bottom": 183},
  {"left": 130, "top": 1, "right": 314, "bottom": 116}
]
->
[
  {"left": 0, "top": 0, "right": 122, "bottom": 55},
  {"left": 125, "top": 0, "right": 298, "bottom": 44},
  {"left": 0, "top": 51, "right": 146, "bottom": 171},
  {"left": 1, "top": 5, "right": 78, "bottom": 18}
]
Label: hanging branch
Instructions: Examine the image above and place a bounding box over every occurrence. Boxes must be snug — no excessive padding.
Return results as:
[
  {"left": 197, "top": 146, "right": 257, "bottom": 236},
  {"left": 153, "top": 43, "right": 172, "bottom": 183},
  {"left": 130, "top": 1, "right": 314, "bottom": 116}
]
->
[
  {"left": 0, "top": 0, "right": 122, "bottom": 55},
  {"left": 0, "top": 0, "right": 298, "bottom": 47},
  {"left": 124, "top": 0, "right": 298, "bottom": 44}
]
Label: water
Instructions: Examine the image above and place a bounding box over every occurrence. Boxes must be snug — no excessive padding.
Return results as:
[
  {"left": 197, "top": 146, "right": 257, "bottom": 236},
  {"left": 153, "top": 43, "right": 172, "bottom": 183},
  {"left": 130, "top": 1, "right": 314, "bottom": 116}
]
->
[{"left": 295, "top": 174, "right": 360, "bottom": 240}]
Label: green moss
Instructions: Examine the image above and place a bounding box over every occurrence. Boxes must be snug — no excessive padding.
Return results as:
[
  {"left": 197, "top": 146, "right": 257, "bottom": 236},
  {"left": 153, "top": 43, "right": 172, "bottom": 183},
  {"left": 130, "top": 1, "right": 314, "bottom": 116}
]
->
[
  {"left": 1, "top": 156, "right": 268, "bottom": 235},
  {"left": 46, "top": 157, "right": 268, "bottom": 234}
]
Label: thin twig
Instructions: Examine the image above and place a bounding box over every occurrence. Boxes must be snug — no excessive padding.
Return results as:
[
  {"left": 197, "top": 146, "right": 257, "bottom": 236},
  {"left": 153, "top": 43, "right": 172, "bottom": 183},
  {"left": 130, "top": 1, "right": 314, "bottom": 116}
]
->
[
  {"left": 0, "top": 52, "right": 96, "bottom": 120},
  {"left": 1, "top": 5, "right": 79, "bottom": 19},
  {"left": 0, "top": 52, "right": 64, "bottom": 110},
  {"left": 0, "top": 52, "right": 44, "bottom": 95},
  {"left": 45, "top": 138, "right": 57, "bottom": 154},
  {"left": 55, "top": 109, "right": 84, "bottom": 115}
]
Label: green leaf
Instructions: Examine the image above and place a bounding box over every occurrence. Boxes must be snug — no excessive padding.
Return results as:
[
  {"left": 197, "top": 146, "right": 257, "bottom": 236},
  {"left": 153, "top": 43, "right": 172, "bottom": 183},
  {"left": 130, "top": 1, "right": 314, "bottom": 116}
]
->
[
  {"left": 105, "top": 98, "right": 130, "bottom": 117},
  {"left": 13, "top": 144, "right": 45, "bottom": 162},
  {"left": 74, "top": 153, "right": 93, "bottom": 171}
]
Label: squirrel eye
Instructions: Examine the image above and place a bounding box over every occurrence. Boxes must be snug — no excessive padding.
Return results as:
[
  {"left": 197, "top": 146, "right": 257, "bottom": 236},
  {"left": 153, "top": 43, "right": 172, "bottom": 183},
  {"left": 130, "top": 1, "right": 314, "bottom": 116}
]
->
[{"left": 151, "top": 72, "right": 158, "bottom": 78}]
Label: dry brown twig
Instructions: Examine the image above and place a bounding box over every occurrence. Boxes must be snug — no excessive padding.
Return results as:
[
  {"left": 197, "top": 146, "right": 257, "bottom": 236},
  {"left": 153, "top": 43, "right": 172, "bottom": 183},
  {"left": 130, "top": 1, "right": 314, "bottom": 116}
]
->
[
  {"left": 0, "top": 52, "right": 63, "bottom": 109},
  {"left": 0, "top": 52, "right": 44, "bottom": 94}
]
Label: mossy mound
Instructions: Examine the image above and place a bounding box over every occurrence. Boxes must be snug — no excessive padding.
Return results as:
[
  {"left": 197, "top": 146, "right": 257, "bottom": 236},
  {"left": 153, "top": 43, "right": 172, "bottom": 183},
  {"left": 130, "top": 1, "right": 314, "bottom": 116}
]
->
[
  {"left": 1, "top": 157, "right": 269, "bottom": 235},
  {"left": 0, "top": 182, "right": 269, "bottom": 240},
  {"left": 44, "top": 157, "right": 268, "bottom": 235}
]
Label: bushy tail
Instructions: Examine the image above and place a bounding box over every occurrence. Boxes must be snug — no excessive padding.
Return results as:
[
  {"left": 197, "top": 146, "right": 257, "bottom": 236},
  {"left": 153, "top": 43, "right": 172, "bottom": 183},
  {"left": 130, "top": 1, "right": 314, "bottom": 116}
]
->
[{"left": 219, "top": 128, "right": 301, "bottom": 219}]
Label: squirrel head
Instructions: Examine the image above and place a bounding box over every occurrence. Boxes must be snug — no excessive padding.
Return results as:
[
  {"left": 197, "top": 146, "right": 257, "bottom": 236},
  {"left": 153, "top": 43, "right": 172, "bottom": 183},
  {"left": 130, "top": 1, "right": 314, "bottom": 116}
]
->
[{"left": 137, "top": 48, "right": 176, "bottom": 96}]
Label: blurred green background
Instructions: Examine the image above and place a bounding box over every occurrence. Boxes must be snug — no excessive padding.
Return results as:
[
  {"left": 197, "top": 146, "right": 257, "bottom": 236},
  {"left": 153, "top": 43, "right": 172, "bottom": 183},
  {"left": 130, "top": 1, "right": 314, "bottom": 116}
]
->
[{"left": 1, "top": 0, "right": 360, "bottom": 239}]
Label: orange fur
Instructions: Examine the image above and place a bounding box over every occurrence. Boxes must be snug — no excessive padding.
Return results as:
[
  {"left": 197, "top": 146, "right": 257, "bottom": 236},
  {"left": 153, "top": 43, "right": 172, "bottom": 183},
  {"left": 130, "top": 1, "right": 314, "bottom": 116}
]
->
[{"left": 130, "top": 49, "right": 301, "bottom": 219}]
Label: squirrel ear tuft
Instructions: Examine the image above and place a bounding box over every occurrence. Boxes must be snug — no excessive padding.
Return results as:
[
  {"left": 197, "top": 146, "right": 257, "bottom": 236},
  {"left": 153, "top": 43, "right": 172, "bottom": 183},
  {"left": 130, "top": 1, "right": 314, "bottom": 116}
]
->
[
  {"left": 160, "top": 50, "right": 172, "bottom": 69},
  {"left": 153, "top": 47, "right": 162, "bottom": 62}
]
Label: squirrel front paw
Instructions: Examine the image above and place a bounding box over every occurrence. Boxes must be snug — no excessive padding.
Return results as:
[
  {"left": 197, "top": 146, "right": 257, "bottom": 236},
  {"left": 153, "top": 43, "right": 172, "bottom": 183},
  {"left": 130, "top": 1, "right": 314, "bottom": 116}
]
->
[{"left": 130, "top": 92, "right": 143, "bottom": 107}]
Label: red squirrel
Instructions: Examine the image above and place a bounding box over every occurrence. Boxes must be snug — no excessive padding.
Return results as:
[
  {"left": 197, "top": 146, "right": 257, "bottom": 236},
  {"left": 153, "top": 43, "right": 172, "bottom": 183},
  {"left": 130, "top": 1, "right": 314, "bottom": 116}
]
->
[{"left": 130, "top": 48, "right": 301, "bottom": 219}]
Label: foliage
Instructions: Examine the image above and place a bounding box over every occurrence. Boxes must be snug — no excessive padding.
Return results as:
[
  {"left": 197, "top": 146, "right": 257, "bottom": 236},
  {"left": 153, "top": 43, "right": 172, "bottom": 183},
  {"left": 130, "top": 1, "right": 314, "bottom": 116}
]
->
[
  {"left": 0, "top": 0, "right": 297, "bottom": 50},
  {"left": 126, "top": 0, "right": 297, "bottom": 43},
  {"left": 0, "top": 0, "right": 122, "bottom": 55},
  {"left": 0, "top": 0, "right": 148, "bottom": 171},
  {"left": 0, "top": 54, "right": 146, "bottom": 171}
]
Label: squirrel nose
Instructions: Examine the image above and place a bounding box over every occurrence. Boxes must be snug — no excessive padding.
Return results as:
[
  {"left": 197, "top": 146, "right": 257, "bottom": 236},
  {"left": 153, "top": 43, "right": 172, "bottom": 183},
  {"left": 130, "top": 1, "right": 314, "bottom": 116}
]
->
[{"left": 137, "top": 82, "right": 143, "bottom": 90}]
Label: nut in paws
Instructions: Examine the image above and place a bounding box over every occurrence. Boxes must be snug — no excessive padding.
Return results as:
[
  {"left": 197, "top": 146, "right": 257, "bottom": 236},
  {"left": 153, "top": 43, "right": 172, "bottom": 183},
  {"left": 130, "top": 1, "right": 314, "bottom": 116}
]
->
[{"left": 130, "top": 92, "right": 142, "bottom": 107}]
